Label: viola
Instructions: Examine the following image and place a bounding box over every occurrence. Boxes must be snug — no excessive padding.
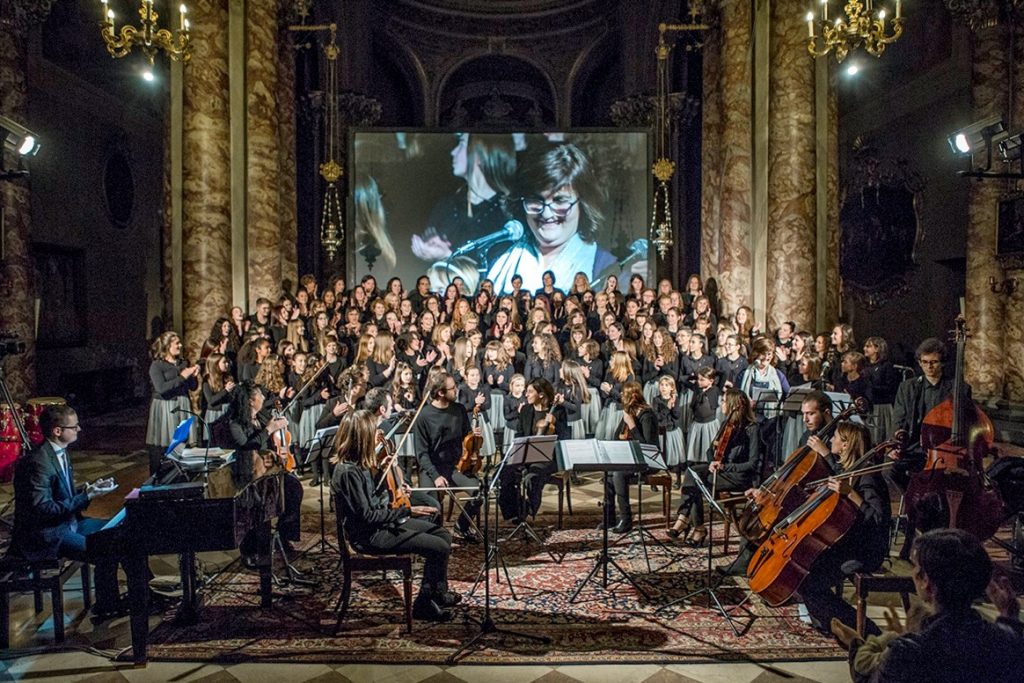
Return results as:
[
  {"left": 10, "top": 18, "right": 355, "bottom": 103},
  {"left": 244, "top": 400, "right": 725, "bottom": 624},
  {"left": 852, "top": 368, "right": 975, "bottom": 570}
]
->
[
  {"left": 270, "top": 399, "right": 296, "bottom": 472},
  {"left": 736, "top": 397, "right": 868, "bottom": 545},
  {"left": 456, "top": 405, "right": 483, "bottom": 475},
  {"left": 905, "top": 316, "right": 1004, "bottom": 541},
  {"left": 376, "top": 429, "right": 411, "bottom": 510},
  {"left": 747, "top": 437, "right": 903, "bottom": 606}
]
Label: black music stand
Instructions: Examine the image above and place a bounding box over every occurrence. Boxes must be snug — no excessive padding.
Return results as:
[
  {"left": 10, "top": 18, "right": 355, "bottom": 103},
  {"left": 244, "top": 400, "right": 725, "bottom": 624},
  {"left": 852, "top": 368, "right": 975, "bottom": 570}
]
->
[
  {"left": 501, "top": 435, "right": 559, "bottom": 562},
  {"left": 447, "top": 466, "right": 551, "bottom": 664},
  {"left": 657, "top": 466, "right": 747, "bottom": 635},
  {"left": 468, "top": 443, "right": 523, "bottom": 599},
  {"left": 303, "top": 426, "right": 339, "bottom": 555},
  {"left": 561, "top": 439, "right": 652, "bottom": 602},
  {"left": 617, "top": 444, "right": 677, "bottom": 572}
]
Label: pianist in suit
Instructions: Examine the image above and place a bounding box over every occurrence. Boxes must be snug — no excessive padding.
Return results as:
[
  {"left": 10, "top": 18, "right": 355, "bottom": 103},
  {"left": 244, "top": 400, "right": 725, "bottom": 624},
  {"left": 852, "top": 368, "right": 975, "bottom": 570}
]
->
[
  {"left": 10, "top": 404, "right": 127, "bottom": 618},
  {"left": 226, "top": 381, "right": 305, "bottom": 562}
]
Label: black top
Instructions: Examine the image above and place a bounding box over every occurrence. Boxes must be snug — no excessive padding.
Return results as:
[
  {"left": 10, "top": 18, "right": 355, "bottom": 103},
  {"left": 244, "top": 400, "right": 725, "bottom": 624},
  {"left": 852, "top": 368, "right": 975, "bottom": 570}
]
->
[
  {"left": 691, "top": 386, "right": 721, "bottom": 423},
  {"left": 524, "top": 357, "right": 560, "bottom": 386},
  {"left": 652, "top": 395, "right": 681, "bottom": 430},
  {"left": 715, "top": 355, "right": 748, "bottom": 389},
  {"left": 892, "top": 376, "right": 960, "bottom": 445},
  {"left": 518, "top": 403, "right": 570, "bottom": 440},
  {"left": 414, "top": 402, "right": 471, "bottom": 483},
  {"left": 331, "top": 461, "right": 407, "bottom": 547},
  {"left": 614, "top": 407, "right": 658, "bottom": 445},
  {"left": 713, "top": 422, "right": 762, "bottom": 483},
  {"left": 679, "top": 354, "right": 715, "bottom": 390},
  {"left": 458, "top": 384, "right": 492, "bottom": 415},
  {"left": 503, "top": 394, "right": 526, "bottom": 434},
  {"left": 203, "top": 382, "right": 233, "bottom": 410},
  {"left": 864, "top": 360, "right": 901, "bottom": 405},
  {"left": 554, "top": 382, "right": 584, "bottom": 423},
  {"left": 581, "top": 357, "right": 604, "bottom": 389},
  {"left": 150, "top": 358, "right": 197, "bottom": 400},
  {"left": 482, "top": 362, "right": 514, "bottom": 393}
]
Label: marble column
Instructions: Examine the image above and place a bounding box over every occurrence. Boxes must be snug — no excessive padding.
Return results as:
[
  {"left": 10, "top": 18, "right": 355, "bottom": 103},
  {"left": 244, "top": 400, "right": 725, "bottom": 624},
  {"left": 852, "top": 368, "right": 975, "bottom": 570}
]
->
[
  {"left": 701, "top": 0, "right": 753, "bottom": 318},
  {"left": 246, "top": 0, "right": 282, "bottom": 304},
  {"left": 766, "top": 4, "right": 816, "bottom": 333},
  {"left": 1004, "top": 22, "right": 1024, "bottom": 403},
  {"left": 964, "top": 23, "right": 1009, "bottom": 399},
  {"left": 0, "top": 4, "right": 50, "bottom": 399},
  {"left": 824, "top": 70, "right": 841, "bottom": 328},
  {"left": 277, "top": 21, "right": 298, "bottom": 290},
  {"left": 182, "top": 0, "right": 233, "bottom": 359}
]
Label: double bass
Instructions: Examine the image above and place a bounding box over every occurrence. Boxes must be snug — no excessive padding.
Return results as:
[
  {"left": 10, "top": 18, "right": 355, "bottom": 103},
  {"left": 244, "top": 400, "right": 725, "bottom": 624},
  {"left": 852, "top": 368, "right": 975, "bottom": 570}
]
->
[
  {"left": 904, "top": 316, "right": 1004, "bottom": 540},
  {"left": 747, "top": 436, "right": 903, "bottom": 606},
  {"left": 736, "top": 398, "right": 868, "bottom": 544}
]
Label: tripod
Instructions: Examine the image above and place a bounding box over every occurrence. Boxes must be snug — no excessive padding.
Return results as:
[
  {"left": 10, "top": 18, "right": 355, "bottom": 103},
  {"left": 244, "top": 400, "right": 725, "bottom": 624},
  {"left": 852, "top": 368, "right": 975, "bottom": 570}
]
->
[
  {"left": 657, "top": 466, "right": 747, "bottom": 635},
  {"left": 448, "top": 467, "right": 550, "bottom": 663},
  {"left": 303, "top": 428, "right": 340, "bottom": 555},
  {"left": 500, "top": 436, "right": 559, "bottom": 564},
  {"left": 571, "top": 469, "right": 650, "bottom": 602}
]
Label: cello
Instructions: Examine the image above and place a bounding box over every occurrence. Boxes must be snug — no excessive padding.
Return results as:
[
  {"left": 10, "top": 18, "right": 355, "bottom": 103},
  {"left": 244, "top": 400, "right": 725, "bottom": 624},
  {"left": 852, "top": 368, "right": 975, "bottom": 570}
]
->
[
  {"left": 736, "top": 398, "right": 868, "bottom": 545},
  {"left": 904, "top": 316, "right": 1004, "bottom": 541},
  {"left": 747, "top": 436, "right": 903, "bottom": 606}
]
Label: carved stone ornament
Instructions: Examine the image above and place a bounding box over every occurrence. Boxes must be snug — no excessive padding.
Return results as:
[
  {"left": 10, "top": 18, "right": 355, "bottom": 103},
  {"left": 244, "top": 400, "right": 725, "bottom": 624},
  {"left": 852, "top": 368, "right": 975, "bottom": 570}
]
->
[
  {"left": 609, "top": 92, "right": 700, "bottom": 129},
  {"left": 0, "top": 0, "right": 56, "bottom": 30},
  {"left": 944, "top": 0, "right": 1024, "bottom": 30}
]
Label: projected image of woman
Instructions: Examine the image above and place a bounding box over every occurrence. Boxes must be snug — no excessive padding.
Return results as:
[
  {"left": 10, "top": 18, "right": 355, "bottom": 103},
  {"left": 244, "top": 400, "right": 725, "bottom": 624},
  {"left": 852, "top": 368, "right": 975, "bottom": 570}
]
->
[
  {"left": 485, "top": 141, "right": 617, "bottom": 295},
  {"left": 354, "top": 174, "right": 397, "bottom": 271},
  {"left": 410, "top": 133, "right": 515, "bottom": 265}
]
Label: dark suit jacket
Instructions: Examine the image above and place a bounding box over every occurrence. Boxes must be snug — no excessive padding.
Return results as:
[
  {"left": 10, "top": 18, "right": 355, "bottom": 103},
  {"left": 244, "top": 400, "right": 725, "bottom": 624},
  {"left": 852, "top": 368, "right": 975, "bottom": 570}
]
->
[{"left": 10, "top": 441, "right": 90, "bottom": 561}]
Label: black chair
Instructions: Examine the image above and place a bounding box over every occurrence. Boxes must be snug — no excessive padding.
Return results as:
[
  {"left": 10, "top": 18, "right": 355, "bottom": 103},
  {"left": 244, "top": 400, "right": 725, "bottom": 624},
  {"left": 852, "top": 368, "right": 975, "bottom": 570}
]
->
[
  {"left": 332, "top": 503, "right": 413, "bottom": 634},
  {"left": 0, "top": 557, "right": 91, "bottom": 648}
]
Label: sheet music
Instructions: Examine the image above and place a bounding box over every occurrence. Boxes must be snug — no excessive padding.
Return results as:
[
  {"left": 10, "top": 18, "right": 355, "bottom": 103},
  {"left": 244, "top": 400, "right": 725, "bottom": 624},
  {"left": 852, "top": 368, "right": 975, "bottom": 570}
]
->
[
  {"left": 559, "top": 439, "right": 597, "bottom": 470},
  {"left": 597, "top": 440, "right": 639, "bottom": 464},
  {"left": 640, "top": 444, "right": 666, "bottom": 471}
]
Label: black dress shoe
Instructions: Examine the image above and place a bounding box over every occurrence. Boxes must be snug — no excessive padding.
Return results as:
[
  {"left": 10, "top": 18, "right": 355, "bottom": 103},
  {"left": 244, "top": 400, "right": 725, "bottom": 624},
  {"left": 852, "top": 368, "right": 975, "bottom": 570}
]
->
[
  {"left": 456, "top": 526, "right": 481, "bottom": 544},
  {"left": 412, "top": 599, "right": 453, "bottom": 623},
  {"left": 437, "top": 590, "right": 463, "bottom": 607},
  {"left": 612, "top": 517, "right": 633, "bottom": 534}
]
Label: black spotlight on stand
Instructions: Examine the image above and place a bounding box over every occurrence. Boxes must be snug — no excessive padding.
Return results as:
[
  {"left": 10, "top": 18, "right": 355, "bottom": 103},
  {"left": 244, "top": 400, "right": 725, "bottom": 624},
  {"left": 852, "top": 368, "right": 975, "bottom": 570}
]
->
[
  {"left": 0, "top": 114, "right": 41, "bottom": 181},
  {"left": 948, "top": 116, "right": 1024, "bottom": 180}
]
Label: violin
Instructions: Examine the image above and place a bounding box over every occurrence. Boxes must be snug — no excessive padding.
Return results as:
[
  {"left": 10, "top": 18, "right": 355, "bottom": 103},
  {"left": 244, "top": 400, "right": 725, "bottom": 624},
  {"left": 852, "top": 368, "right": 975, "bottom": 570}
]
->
[
  {"left": 456, "top": 405, "right": 484, "bottom": 475},
  {"left": 711, "top": 404, "right": 743, "bottom": 464},
  {"left": 376, "top": 429, "right": 411, "bottom": 510},
  {"left": 736, "top": 397, "right": 868, "bottom": 545},
  {"left": 270, "top": 399, "right": 296, "bottom": 472},
  {"left": 905, "top": 316, "right": 1004, "bottom": 541},
  {"left": 747, "top": 436, "right": 904, "bottom": 606}
]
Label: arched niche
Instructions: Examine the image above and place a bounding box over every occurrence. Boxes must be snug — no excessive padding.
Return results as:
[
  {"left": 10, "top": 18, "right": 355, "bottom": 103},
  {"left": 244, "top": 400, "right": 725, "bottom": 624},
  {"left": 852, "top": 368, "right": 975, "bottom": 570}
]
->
[{"left": 437, "top": 54, "right": 557, "bottom": 128}]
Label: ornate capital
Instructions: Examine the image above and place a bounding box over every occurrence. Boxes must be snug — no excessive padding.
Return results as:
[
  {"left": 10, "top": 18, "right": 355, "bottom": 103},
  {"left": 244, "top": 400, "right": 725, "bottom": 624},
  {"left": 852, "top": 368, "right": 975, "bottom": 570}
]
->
[
  {"left": 0, "top": 0, "right": 56, "bottom": 31},
  {"left": 945, "top": 0, "right": 1024, "bottom": 30}
]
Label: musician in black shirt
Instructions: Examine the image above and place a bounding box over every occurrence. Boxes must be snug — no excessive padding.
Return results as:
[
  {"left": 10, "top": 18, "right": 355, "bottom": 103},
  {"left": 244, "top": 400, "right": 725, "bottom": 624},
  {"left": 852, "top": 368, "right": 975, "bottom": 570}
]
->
[
  {"left": 331, "top": 410, "right": 458, "bottom": 623},
  {"left": 608, "top": 381, "right": 658, "bottom": 534},
  {"left": 413, "top": 372, "right": 483, "bottom": 541}
]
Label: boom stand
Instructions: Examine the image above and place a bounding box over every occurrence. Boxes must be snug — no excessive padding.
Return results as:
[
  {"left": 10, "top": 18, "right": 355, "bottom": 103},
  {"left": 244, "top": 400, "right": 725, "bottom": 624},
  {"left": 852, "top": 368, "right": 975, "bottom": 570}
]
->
[
  {"left": 303, "top": 427, "right": 339, "bottom": 555},
  {"left": 657, "top": 467, "right": 746, "bottom": 635},
  {"left": 570, "top": 467, "right": 651, "bottom": 602},
  {"left": 501, "top": 436, "right": 558, "bottom": 563},
  {"left": 447, "top": 470, "right": 550, "bottom": 664}
]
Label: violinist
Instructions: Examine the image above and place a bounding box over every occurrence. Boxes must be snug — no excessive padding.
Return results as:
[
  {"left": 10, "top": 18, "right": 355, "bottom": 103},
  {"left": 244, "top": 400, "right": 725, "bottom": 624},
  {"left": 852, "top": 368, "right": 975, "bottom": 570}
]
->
[
  {"left": 498, "top": 378, "right": 567, "bottom": 522},
  {"left": 330, "top": 410, "right": 458, "bottom": 623},
  {"left": 670, "top": 389, "right": 760, "bottom": 547},
  {"left": 226, "top": 381, "right": 305, "bottom": 566},
  {"left": 413, "top": 371, "right": 483, "bottom": 543},
  {"left": 890, "top": 338, "right": 962, "bottom": 488},
  {"left": 363, "top": 387, "right": 441, "bottom": 518},
  {"left": 608, "top": 381, "right": 658, "bottom": 534},
  {"left": 797, "top": 420, "right": 890, "bottom": 637}
]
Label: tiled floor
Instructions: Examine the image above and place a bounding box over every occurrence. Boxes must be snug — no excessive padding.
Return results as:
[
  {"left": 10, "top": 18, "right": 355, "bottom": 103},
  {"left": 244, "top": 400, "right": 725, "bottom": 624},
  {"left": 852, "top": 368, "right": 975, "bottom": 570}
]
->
[{"left": 0, "top": 441, "right": 1017, "bottom": 683}]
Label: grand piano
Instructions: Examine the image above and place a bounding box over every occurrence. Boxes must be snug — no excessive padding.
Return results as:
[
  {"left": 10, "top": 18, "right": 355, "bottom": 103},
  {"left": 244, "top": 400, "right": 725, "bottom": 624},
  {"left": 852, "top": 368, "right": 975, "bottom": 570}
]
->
[{"left": 91, "top": 457, "right": 285, "bottom": 664}]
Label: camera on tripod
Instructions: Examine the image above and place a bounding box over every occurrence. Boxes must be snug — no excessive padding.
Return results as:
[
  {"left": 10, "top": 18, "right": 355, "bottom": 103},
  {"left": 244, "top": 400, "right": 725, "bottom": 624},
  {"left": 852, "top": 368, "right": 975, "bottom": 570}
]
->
[{"left": 0, "top": 332, "right": 26, "bottom": 357}]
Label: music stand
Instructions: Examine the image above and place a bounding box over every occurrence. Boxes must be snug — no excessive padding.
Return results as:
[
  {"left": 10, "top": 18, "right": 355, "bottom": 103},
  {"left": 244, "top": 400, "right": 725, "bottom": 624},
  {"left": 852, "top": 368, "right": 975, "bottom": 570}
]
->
[
  {"left": 560, "top": 439, "right": 652, "bottom": 602},
  {"left": 501, "top": 435, "right": 559, "bottom": 561},
  {"left": 468, "top": 443, "right": 523, "bottom": 599},
  {"left": 618, "top": 443, "right": 677, "bottom": 572},
  {"left": 303, "top": 426, "right": 339, "bottom": 554},
  {"left": 657, "top": 466, "right": 747, "bottom": 635}
]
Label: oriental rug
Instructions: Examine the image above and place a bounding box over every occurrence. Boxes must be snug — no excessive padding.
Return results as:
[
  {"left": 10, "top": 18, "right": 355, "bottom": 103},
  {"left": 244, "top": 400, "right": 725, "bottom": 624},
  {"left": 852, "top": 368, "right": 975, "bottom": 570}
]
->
[{"left": 145, "top": 521, "right": 844, "bottom": 665}]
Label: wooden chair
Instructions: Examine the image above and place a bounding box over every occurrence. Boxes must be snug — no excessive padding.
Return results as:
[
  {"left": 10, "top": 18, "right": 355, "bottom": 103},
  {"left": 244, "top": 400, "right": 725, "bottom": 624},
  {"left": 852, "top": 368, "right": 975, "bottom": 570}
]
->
[
  {"left": 640, "top": 470, "right": 673, "bottom": 527},
  {"left": 716, "top": 492, "right": 746, "bottom": 555},
  {"left": 542, "top": 471, "right": 572, "bottom": 529},
  {"left": 850, "top": 569, "right": 915, "bottom": 637},
  {"left": 0, "top": 557, "right": 91, "bottom": 648},
  {"left": 332, "top": 504, "right": 413, "bottom": 635}
]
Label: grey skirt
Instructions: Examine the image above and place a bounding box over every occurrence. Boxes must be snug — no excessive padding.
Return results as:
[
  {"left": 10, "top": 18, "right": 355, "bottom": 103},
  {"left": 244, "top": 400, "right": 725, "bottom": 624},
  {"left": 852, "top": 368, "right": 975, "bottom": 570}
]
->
[
  {"left": 643, "top": 380, "right": 660, "bottom": 405},
  {"left": 869, "top": 404, "right": 894, "bottom": 446},
  {"left": 595, "top": 402, "right": 623, "bottom": 441},
  {"left": 678, "top": 388, "right": 695, "bottom": 433},
  {"left": 570, "top": 419, "right": 586, "bottom": 440},
  {"left": 687, "top": 418, "right": 721, "bottom": 463},
  {"left": 297, "top": 404, "right": 325, "bottom": 450},
  {"left": 147, "top": 396, "right": 192, "bottom": 447},
  {"left": 662, "top": 427, "right": 685, "bottom": 467},
  {"left": 203, "top": 405, "right": 230, "bottom": 443},
  {"left": 489, "top": 391, "right": 506, "bottom": 432},
  {"left": 582, "top": 388, "right": 602, "bottom": 434}
]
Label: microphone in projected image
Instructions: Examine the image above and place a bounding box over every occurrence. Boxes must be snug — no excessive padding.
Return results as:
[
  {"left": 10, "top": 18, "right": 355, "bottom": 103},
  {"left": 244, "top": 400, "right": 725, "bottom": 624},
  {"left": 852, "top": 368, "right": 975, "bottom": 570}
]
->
[
  {"left": 449, "top": 219, "right": 525, "bottom": 258},
  {"left": 591, "top": 238, "right": 649, "bottom": 290}
]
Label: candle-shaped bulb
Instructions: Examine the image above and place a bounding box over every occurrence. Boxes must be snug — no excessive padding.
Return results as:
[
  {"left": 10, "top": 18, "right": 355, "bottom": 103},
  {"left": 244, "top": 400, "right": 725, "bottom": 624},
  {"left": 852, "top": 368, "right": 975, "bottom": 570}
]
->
[
  {"left": 879, "top": 9, "right": 886, "bottom": 19},
  {"left": 806, "top": 11, "right": 816, "bottom": 37},
  {"left": 180, "top": 4, "right": 187, "bottom": 14},
  {"left": 896, "top": 0, "right": 902, "bottom": 19},
  {"left": 821, "top": 0, "right": 828, "bottom": 22},
  {"left": 107, "top": 8, "right": 114, "bottom": 19}
]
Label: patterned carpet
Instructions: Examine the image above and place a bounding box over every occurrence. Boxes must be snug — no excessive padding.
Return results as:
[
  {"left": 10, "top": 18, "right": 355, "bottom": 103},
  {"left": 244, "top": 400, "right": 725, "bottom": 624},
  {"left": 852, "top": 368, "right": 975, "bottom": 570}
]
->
[{"left": 145, "top": 519, "right": 843, "bottom": 665}]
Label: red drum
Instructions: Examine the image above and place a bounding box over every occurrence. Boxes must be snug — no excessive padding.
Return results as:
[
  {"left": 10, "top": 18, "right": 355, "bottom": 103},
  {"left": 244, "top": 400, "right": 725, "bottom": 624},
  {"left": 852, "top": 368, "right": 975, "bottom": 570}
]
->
[
  {"left": 0, "top": 403, "right": 21, "bottom": 483},
  {"left": 25, "top": 397, "right": 67, "bottom": 447}
]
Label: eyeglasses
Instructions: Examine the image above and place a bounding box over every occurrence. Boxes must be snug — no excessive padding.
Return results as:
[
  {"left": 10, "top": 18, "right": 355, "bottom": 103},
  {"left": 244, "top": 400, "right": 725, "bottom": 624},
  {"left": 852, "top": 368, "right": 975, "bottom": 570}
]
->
[
  {"left": 919, "top": 359, "right": 943, "bottom": 366},
  {"left": 522, "top": 196, "right": 580, "bottom": 217},
  {"left": 60, "top": 424, "right": 81, "bottom": 431}
]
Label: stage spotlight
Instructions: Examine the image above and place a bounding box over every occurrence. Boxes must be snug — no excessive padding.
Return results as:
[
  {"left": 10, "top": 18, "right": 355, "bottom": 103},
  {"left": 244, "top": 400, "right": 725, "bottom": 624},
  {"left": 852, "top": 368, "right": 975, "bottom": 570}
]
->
[
  {"left": 947, "top": 116, "right": 1005, "bottom": 156},
  {"left": 0, "top": 114, "right": 41, "bottom": 157},
  {"left": 998, "top": 132, "right": 1022, "bottom": 163}
]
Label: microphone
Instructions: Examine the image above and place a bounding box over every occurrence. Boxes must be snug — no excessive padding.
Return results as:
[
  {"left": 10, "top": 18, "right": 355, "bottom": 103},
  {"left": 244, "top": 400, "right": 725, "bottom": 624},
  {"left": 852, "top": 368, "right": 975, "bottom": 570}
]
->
[
  {"left": 591, "top": 239, "right": 649, "bottom": 289},
  {"left": 450, "top": 220, "right": 525, "bottom": 257}
]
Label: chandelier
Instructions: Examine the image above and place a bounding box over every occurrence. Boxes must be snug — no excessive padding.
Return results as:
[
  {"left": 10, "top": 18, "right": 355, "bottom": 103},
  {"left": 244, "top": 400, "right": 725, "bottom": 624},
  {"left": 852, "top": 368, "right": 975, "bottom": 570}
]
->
[
  {"left": 807, "top": 0, "right": 904, "bottom": 62},
  {"left": 99, "top": 0, "right": 192, "bottom": 75}
]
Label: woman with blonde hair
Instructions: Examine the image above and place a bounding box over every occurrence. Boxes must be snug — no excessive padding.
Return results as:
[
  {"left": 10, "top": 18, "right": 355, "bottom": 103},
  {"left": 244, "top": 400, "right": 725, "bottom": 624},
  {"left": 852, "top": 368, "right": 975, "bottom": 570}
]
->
[
  {"left": 367, "top": 331, "right": 398, "bottom": 388},
  {"left": 595, "top": 350, "right": 635, "bottom": 439},
  {"left": 558, "top": 359, "right": 590, "bottom": 439},
  {"left": 202, "top": 352, "right": 236, "bottom": 442},
  {"left": 353, "top": 175, "right": 397, "bottom": 270},
  {"left": 449, "top": 336, "right": 474, "bottom": 384},
  {"left": 607, "top": 380, "right": 658, "bottom": 533}
]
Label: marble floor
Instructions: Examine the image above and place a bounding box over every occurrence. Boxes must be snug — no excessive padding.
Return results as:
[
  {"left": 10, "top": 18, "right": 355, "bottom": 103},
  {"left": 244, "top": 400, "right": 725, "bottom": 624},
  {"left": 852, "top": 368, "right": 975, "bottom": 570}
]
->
[{"left": 1, "top": 436, "right": 1019, "bottom": 683}]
